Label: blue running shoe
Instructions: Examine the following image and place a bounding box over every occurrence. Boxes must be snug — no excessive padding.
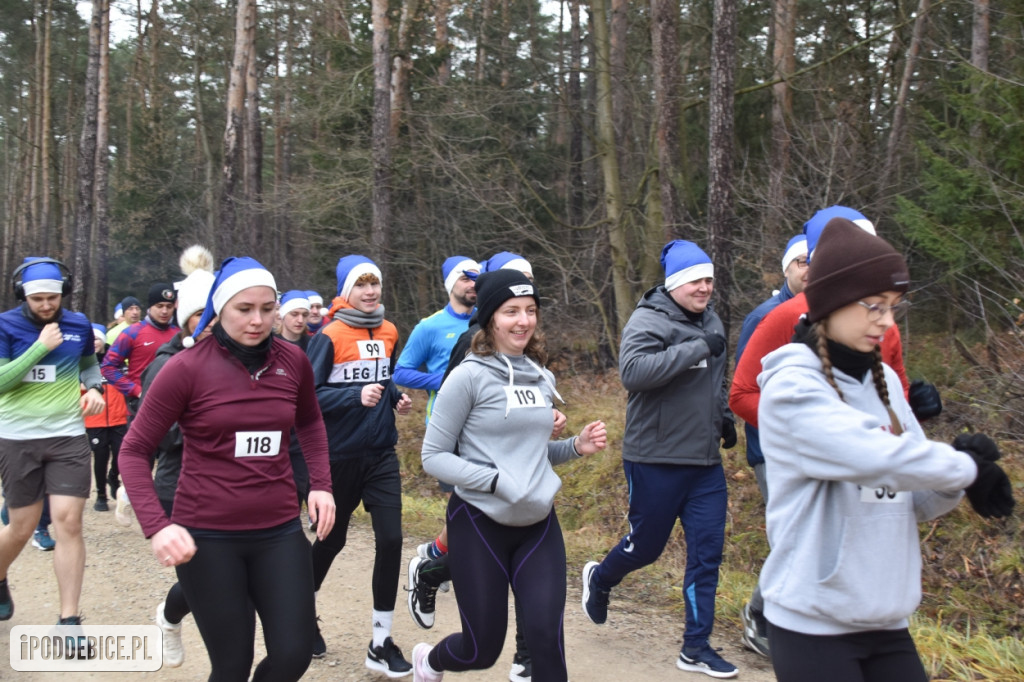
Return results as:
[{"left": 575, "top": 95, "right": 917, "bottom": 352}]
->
[{"left": 32, "top": 529, "right": 56, "bottom": 551}]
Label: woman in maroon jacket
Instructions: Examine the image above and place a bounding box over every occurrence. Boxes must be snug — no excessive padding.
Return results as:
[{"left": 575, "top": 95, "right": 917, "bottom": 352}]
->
[{"left": 119, "top": 257, "right": 336, "bottom": 682}]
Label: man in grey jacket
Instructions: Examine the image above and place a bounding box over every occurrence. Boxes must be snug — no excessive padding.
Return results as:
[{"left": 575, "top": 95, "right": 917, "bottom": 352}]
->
[{"left": 582, "top": 240, "right": 738, "bottom": 679}]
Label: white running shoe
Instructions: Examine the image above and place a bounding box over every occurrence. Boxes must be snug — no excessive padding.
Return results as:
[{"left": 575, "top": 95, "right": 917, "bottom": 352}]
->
[
  {"left": 155, "top": 602, "right": 184, "bottom": 668},
  {"left": 115, "top": 488, "right": 134, "bottom": 527},
  {"left": 412, "top": 643, "right": 443, "bottom": 682}
]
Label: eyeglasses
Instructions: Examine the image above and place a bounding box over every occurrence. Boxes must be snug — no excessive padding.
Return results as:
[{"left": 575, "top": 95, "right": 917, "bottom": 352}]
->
[
  {"left": 857, "top": 300, "right": 911, "bottom": 322},
  {"left": 792, "top": 257, "right": 809, "bottom": 269}
]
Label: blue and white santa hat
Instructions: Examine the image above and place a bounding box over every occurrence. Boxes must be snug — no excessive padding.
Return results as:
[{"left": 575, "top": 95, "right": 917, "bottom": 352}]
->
[
  {"left": 661, "top": 240, "right": 713, "bottom": 291},
  {"left": 305, "top": 291, "right": 324, "bottom": 307},
  {"left": 336, "top": 255, "right": 382, "bottom": 300},
  {"left": 781, "top": 234, "right": 808, "bottom": 273},
  {"left": 482, "top": 251, "right": 532, "bottom": 276},
  {"left": 19, "top": 258, "right": 64, "bottom": 296},
  {"left": 279, "top": 290, "right": 310, "bottom": 317},
  {"left": 114, "top": 303, "right": 123, "bottom": 319},
  {"left": 187, "top": 257, "right": 277, "bottom": 348},
  {"left": 442, "top": 256, "right": 481, "bottom": 294},
  {"left": 804, "top": 205, "right": 875, "bottom": 258},
  {"left": 91, "top": 324, "right": 107, "bottom": 343}
]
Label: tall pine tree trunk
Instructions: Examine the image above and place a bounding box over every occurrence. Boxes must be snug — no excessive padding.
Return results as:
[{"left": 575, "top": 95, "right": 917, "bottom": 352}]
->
[
  {"left": 708, "top": 0, "right": 737, "bottom": 337},
  {"left": 92, "top": 0, "right": 111, "bottom": 322},
  {"left": 767, "top": 0, "right": 796, "bottom": 237},
  {"left": 590, "top": 0, "right": 634, "bottom": 342},
  {"left": 650, "top": 0, "right": 684, "bottom": 240},
  {"left": 390, "top": 0, "right": 420, "bottom": 140},
  {"left": 371, "top": 0, "right": 392, "bottom": 284},
  {"left": 881, "top": 0, "right": 931, "bottom": 192},
  {"left": 243, "top": 0, "right": 263, "bottom": 248},
  {"left": 72, "top": 0, "right": 103, "bottom": 313},
  {"left": 221, "top": 0, "right": 254, "bottom": 253}
]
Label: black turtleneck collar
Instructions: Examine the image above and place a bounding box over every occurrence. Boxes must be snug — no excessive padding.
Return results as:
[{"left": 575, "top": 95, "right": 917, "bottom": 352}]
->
[
  {"left": 793, "top": 318, "right": 874, "bottom": 382},
  {"left": 21, "top": 302, "right": 63, "bottom": 327},
  {"left": 146, "top": 313, "right": 174, "bottom": 332},
  {"left": 213, "top": 322, "right": 272, "bottom": 374}
]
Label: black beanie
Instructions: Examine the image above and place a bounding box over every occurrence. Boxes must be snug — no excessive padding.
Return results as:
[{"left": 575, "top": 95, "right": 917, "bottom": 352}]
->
[
  {"left": 148, "top": 282, "right": 177, "bottom": 307},
  {"left": 474, "top": 270, "right": 539, "bottom": 330},
  {"left": 804, "top": 217, "right": 909, "bottom": 323},
  {"left": 119, "top": 296, "right": 142, "bottom": 311}
]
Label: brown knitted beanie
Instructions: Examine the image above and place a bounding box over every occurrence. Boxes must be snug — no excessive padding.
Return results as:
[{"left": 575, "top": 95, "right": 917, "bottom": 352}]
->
[{"left": 805, "top": 217, "right": 909, "bottom": 323}]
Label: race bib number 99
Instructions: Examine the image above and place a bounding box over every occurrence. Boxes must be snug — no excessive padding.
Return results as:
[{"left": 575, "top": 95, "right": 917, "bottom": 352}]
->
[
  {"left": 504, "top": 385, "right": 546, "bottom": 411},
  {"left": 357, "top": 340, "right": 387, "bottom": 359},
  {"left": 235, "top": 431, "right": 283, "bottom": 457},
  {"left": 22, "top": 365, "right": 56, "bottom": 383}
]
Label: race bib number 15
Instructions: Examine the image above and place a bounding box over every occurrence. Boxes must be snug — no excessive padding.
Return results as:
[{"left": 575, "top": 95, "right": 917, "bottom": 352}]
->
[
  {"left": 235, "top": 431, "right": 283, "bottom": 457},
  {"left": 22, "top": 365, "right": 56, "bottom": 383}
]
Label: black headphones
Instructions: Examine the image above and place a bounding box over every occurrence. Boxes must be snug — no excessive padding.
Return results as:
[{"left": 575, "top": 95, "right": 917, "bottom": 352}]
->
[{"left": 12, "top": 258, "right": 73, "bottom": 301}]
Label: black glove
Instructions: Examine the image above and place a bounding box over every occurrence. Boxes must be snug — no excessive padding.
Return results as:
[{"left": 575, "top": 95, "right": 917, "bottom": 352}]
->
[
  {"left": 704, "top": 331, "right": 726, "bottom": 358},
  {"left": 908, "top": 379, "right": 942, "bottom": 420},
  {"left": 721, "top": 419, "right": 737, "bottom": 449},
  {"left": 953, "top": 433, "right": 1016, "bottom": 519},
  {"left": 952, "top": 433, "right": 1000, "bottom": 463}
]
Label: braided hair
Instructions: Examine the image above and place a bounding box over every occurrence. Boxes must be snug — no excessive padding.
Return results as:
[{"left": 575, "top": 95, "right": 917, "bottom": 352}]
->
[{"left": 813, "top": 322, "right": 844, "bottom": 401}]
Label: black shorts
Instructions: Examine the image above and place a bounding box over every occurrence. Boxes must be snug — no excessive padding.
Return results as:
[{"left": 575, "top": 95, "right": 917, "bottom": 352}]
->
[
  {"left": 330, "top": 450, "right": 402, "bottom": 511},
  {"left": 0, "top": 435, "right": 92, "bottom": 506}
]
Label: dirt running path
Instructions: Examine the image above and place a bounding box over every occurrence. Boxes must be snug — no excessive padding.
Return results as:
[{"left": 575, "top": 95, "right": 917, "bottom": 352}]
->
[{"left": 0, "top": 507, "right": 776, "bottom": 681}]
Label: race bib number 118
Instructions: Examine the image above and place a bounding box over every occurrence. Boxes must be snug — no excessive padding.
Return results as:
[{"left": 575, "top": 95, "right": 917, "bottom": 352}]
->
[{"left": 235, "top": 431, "right": 283, "bottom": 457}]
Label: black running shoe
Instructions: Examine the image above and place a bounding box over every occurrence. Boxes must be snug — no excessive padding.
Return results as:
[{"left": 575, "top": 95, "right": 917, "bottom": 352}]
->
[
  {"left": 509, "top": 650, "right": 532, "bottom": 681},
  {"left": 365, "top": 636, "right": 412, "bottom": 678},
  {"left": 0, "top": 579, "right": 12, "bottom": 620},
  {"left": 406, "top": 556, "right": 437, "bottom": 629},
  {"left": 581, "top": 561, "right": 610, "bottom": 625},
  {"left": 312, "top": 617, "right": 326, "bottom": 658}
]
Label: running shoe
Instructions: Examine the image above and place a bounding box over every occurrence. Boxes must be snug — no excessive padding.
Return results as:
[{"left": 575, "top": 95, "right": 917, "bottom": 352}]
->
[
  {"left": 416, "top": 542, "right": 450, "bottom": 592},
  {"left": 0, "top": 579, "right": 13, "bottom": 620},
  {"left": 312, "top": 617, "right": 326, "bottom": 658},
  {"left": 156, "top": 601, "right": 184, "bottom": 667},
  {"left": 58, "top": 615, "right": 96, "bottom": 659},
  {"left": 581, "top": 561, "right": 609, "bottom": 625},
  {"left": 740, "top": 602, "right": 770, "bottom": 658},
  {"left": 94, "top": 497, "right": 109, "bottom": 512},
  {"left": 509, "top": 650, "right": 532, "bottom": 682},
  {"left": 32, "top": 529, "right": 56, "bottom": 551},
  {"left": 676, "top": 644, "right": 739, "bottom": 679},
  {"left": 115, "top": 488, "right": 134, "bottom": 527},
  {"left": 412, "top": 642, "right": 443, "bottom": 682},
  {"left": 407, "top": 556, "right": 437, "bottom": 629},
  {"left": 365, "top": 637, "right": 412, "bottom": 678}
]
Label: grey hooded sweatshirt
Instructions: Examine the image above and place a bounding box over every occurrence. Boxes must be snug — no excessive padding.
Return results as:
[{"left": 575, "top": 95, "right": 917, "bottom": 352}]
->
[
  {"left": 421, "top": 351, "right": 578, "bottom": 526},
  {"left": 757, "top": 342, "right": 977, "bottom": 636}
]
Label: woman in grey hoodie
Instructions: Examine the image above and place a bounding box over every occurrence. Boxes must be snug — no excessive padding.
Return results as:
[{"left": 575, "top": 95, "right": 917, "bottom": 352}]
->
[
  {"left": 411, "top": 269, "right": 607, "bottom": 682},
  {"left": 757, "top": 218, "right": 1014, "bottom": 682}
]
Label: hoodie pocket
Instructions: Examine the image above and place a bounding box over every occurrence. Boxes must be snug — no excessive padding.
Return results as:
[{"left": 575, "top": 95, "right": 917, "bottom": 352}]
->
[{"left": 809, "top": 514, "right": 922, "bottom": 628}]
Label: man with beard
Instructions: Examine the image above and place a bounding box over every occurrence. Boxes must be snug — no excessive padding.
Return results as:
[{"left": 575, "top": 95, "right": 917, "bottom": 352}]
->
[
  {"left": 394, "top": 256, "right": 480, "bottom": 421},
  {"left": 0, "top": 257, "right": 105, "bottom": 624}
]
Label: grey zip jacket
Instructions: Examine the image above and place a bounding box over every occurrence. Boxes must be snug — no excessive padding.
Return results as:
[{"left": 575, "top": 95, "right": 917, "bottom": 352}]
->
[
  {"left": 421, "top": 351, "right": 579, "bottom": 526},
  {"left": 757, "top": 343, "right": 977, "bottom": 635},
  {"left": 619, "top": 286, "right": 731, "bottom": 465}
]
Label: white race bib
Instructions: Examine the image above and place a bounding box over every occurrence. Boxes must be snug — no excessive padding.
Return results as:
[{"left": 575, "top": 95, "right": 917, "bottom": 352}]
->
[
  {"left": 859, "top": 486, "right": 908, "bottom": 504},
  {"left": 234, "top": 431, "right": 283, "bottom": 458},
  {"left": 356, "top": 340, "right": 387, "bottom": 359},
  {"left": 22, "top": 365, "right": 56, "bottom": 383},
  {"left": 504, "top": 385, "right": 546, "bottom": 411}
]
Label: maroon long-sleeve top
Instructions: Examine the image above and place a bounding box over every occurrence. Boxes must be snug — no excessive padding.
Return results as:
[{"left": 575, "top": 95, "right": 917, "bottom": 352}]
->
[{"left": 119, "top": 335, "right": 332, "bottom": 538}]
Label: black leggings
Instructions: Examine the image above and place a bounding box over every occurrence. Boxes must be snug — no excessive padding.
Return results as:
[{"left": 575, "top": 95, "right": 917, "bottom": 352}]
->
[
  {"left": 428, "top": 494, "right": 567, "bottom": 682},
  {"left": 88, "top": 425, "right": 125, "bottom": 497},
  {"left": 769, "top": 622, "right": 928, "bottom": 682},
  {"left": 175, "top": 528, "right": 315, "bottom": 682},
  {"left": 311, "top": 455, "right": 403, "bottom": 611}
]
